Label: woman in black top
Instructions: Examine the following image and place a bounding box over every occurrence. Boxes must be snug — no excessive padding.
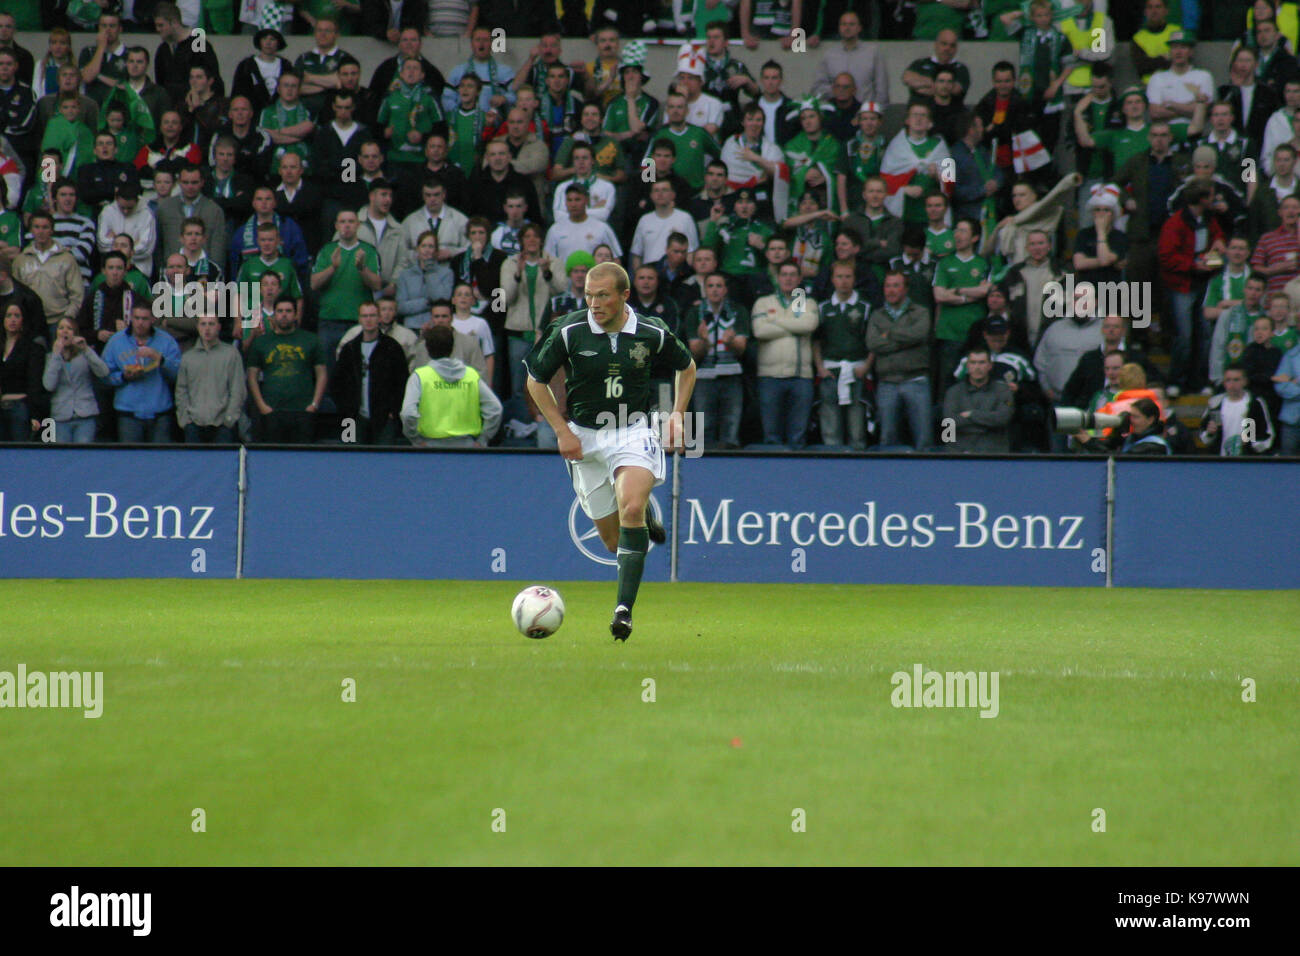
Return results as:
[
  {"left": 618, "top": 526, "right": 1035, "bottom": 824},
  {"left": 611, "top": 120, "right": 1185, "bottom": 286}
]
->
[{"left": 0, "top": 303, "right": 48, "bottom": 442}]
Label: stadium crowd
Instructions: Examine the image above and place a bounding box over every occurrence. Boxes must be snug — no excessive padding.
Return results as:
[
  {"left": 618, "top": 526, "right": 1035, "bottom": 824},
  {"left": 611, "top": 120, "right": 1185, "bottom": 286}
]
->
[{"left": 0, "top": 1, "right": 1298, "bottom": 455}]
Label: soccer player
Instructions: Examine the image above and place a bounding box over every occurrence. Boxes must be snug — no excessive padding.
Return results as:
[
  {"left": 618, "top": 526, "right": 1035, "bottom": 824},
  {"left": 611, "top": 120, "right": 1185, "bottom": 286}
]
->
[{"left": 524, "top": 262, "right": 696, "bottom": 642}]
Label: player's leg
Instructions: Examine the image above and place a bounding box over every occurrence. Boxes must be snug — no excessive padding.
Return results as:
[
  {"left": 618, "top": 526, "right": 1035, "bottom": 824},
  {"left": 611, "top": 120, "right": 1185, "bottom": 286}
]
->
[
  {"left": 591, "top": 511, "right": 621, "bottom": 553},
  {"left": 608, "top": 464, "right": 656, "bottom": 640}
]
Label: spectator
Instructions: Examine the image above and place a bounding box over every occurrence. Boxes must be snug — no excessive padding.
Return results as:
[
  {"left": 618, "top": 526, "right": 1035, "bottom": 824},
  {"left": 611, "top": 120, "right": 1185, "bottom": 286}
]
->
[
  {"left": 50, "top": 180, "right": 97, "bottom": 285},
  {"left": 175, "top": 313, "right": 245, "bottom": 444},
  {"left": 450, "top": 216, "right": 507, "bottom": 319},
  {"left": 214, "top": 97, "right": 273, "bottom": 185},
  {"left": 675, "top": 245, "right": 718, "bottom": 314},
  {"left": 646, "top": 92, "right": 721, "bottom": 194},
  {"left": 1261, "top": 79, "right": 1300, "bottom": 176},
  {"left": 228, "top": 186, "right": 310, "bottom": 287},
  {"left": 1248, "top": 143, "right": 1300, "bottom": 240},
  {"left": 814, "top": 260, "right": 870, "bottom": 450},
  {"left": 922, "top": 192, "right": 954, "bottom": 261},
  {"left": 0, "top": 13, "right": 33, "bottom": 87},
  {"left": 179, "top": 64, "right": 226, "bottom": 152},
  {"left": 882, "top": 101, "right": 950, "bottom": 226},
  {"left": 260, "top": 72, "right": 315, "bottom": 177},
  {"left": 948, "top": 112, "right": 999, "bottom": 226},
  {"left": 12, "top": 212, "right": 83, "bottom": 342},
  {"left": 942, "top": 346, "right": 1015, "bottom": 453},
  {"left": 450, "top": 283, "right": 495, "bottom": 387},
  {"left": 0, "top": 50, "right": 36, "bottom": 176},
  {"left": 489, "top": 191, "right": 533, "bottom": 259},
  {"left": 604, "top": 45, "right": 660, "bottom": 164},
  {"left": 413, "top": 298, "right": 486, "bottom": 374},
  {"left": 76, "top": 250, "right": 133, "bottom": 351},
  {"left": 630, "top": 180, "right": 699, "bottom": 271},
  {"left": 838, "top": 103, "right": 887, "bottom": 216},
  {"left": 686, "top": 271, "right": 748, "bottom": 449},
  {"left": 441, "top": 26, "right": 516, "bottom": 116},
  {"left": 0, "top": 302, "right": 44, "bottom": 442},
  {"left": 394, "top": 133, "right": 469, "bottom": 218},
  {"left": 976, "top": 61, "right": 1035, "bottom": 198},
  {"left": 1169, "top": 144, "right": 1248, "bottom": 233},
  {"left": 811, "top": 9, "right": 889, "bottom": 107},
  {"left": 750, "top": 59, "right": 799, "bottom": 147},
  {"left": 42, "top": 93, "right": 95, "bottom": 178},
  {"left": 0, "top": 260, "right": 46, "bottom": 342},
  {"left": 1075, "top": 396, "right": 1172, "bottom": 454},
  {"left": 628, "top": 139, "right": 695, "bottom": 225},
  {"left": 236, "top": 221, "right": 305, "bottom": 322},
  {"left": 118, "top": 46, "right": 169, "bottom": 132},
  {"left": 784, "top": 191, "right": 838, "bottom": 285},
  {"left": 1252, "top": 194, "right": 1300, "bottom": 299},
  {"left": 501, "top": 223, "right": 565, "bottom": 398},
  {"left": 96, "top": 179, "right": 154, "bottom": 279},
  {"left": 1199, "top": 362, "right": 1276, "bottom": 454},
  {"left": 351, "top": 178, "right": 408, "bottom": 298},
  {"left": 1131, "top": 0, "right": 1178, "bottom": 85},
  {"left": 272, "top": 152, "right": 322, "bottom": 258},
  {"left": 1061, "top": 313, "right": 1158, "bottom": 410},
  {"left": 36, "top": 65, "right": 98, "bottom": 133},
  {"left": 1115, "top": 119, "right": 1198, "bottom": 292},
  {"left": 337, "top": 295, "right": 421, "bottom": 372},
  {"left": 370, "top": 25, "right": 447, "bottom": 106},
  {"left": 1071, "top": 188, "right": 1129, "bottom": 292},
  {"left": 470, "top": 138, "right": 544, "bottom": 226},
  {"left": 396, "top": 230, "right": 455, "bottom": 330},
  {"left": 783, "top": 98, "right": 841, "bottom": 212},
  {"left": 294, "top": 18, "right": 354, "bottom": 118},
  {"left": 158, "top": 163, "right": 227, "bottom": 273},
  {"left": 400, "top": 176, "right": 468, "bottom": 262},
  {"left": 1158, "top": 182, "right": 1228, "bottom": 394},
  {"left": 1219, "top": 48, "right": 1277, "bottom": 152},
  {"left": 78, "top": 10, "right": 129, "bottom": 106},
  {"left": 1210, "top": 275, "right": 1270, "bottom": 386},
  {"left": 551, "top": 139, "right": 614, "bottom": 217},
  {"left": 231, "top": 28, "right": 293, "bottom": 118},
  {"left": 546, "top": 251, "right": 591, "bottom": 327},
  {"left": 1243, "top": 314, "right": 1285, "bottom": 419},
  {"left": 332, "top": 300, "right": 409, "bottom": 445},
  {"left": 153, "top": 2, "right": 223, "bottom": 106},
  {"left": 78, "top": 131, "right": 142, "bottom": 213},
  {"left": 654, "top": 234, "right": 694, "bottom": 303},
  {"left": 544, "top": 184, "right": 622, "bottom": 265},
  {"left": 312, "top": 209, "right": 384, "bottom": 363},
  {"left": 933, "top": 218, "right": 991, "bottom": 388},
  {"left": 134, "top": 110, "right": 203, "bottom": 190},
  {"left": 246, "top": 294, "right": 326, "bottom": 444},
  {"left": 378, "top": 57, "right": 444, "bottom": 168},
  {"left": 401, "top": 324, "right": 502, "bottom": 448},
  {"left": 1252, "top": 17, "right": 1300, "bottom": 101},
  {"left": 752, "top": 260, "right": 819, "bottom": 448},
  {"left": 720, "top": 103, "right": 783, "bottom": 199},
  {"left": 103, "top": 301, "right": 182, "bottom": 444},
  {"left": 33, "top": 27, "right": 73, "bottom": 103},
  {"left": 1035, "top": 300, "right": 1103, "bottom": 408},
  {"left": 446, "top": 73, "right": 488, "bottom": 176},
  {"left": 867, "top": 268, "right": 932, "bottom": 450},
  {"left": 43, "top": 316, "right": 109, "bottom": 443},
  {"left": 700, "top": 23, "right": 758, "bottom": 133}
]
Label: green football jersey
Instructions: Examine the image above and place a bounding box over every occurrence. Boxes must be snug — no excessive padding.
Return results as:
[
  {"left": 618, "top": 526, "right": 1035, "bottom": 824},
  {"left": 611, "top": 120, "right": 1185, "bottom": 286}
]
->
[
  {"left": 925, "top": 227, "right": 955, "bottom": 260},
  {"left": 934, "top": 252, "right": 990, "bottom": 342},
  {"left": 525, "top": 309, "right": 694, "bottom": 428},
  {"left": 647, "top": 124, "right": 719, "bottom": 191}
]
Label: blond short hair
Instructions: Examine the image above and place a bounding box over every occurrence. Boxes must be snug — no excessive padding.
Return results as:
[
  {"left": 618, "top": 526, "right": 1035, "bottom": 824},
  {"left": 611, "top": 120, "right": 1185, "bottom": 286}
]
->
[
  {"left": 1118, "top": 363, "right": 1148, "bottom": 391},
  {"left": 587, "top": 261, "right": 629, "bottom": 295}
]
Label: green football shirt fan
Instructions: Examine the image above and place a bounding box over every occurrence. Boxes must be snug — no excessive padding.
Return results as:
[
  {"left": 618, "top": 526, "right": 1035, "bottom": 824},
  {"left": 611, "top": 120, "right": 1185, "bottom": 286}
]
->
[
  {"left": 313, "top": 239, "right": 380, "bottom": 319},
  {"left": 935, "top": 250, "right": 991, "bottom": 343}
]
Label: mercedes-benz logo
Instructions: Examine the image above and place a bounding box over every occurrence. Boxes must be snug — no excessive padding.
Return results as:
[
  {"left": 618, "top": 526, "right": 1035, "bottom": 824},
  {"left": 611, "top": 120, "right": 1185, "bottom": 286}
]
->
[{"left": 569, "top": 496, "right": 663, "bottom": 566}]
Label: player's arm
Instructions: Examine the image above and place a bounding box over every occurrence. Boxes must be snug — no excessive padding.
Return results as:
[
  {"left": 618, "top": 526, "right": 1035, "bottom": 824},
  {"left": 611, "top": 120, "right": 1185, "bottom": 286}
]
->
[{"left": 524, "top": 323, "right": 581, "bottom": 459}]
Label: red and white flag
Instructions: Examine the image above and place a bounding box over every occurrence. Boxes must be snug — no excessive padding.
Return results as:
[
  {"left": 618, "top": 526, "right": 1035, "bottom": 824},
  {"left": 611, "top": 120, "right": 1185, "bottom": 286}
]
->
[
  {"left": 1011, "top": 131, "right": 1051, "bottom": 173},
  {"left": 880, "top": 130, "right": 951, "bottom": 219},
  {"left": 772, "top": 161, "right": 790, "bottom": 219}
]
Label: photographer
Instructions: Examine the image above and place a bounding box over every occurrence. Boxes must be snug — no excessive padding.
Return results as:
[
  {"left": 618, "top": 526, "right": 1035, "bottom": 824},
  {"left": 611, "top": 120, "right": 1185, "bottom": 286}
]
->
[{"left": 1073, "top": 397, "right": 1171, "bottom": 455}]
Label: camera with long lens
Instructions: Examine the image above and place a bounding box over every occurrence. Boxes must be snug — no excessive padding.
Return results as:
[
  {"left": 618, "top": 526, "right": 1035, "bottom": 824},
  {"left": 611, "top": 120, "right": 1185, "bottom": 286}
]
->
[{"left": 1052, "top": 408, "right": 1126, "bottom": 433}]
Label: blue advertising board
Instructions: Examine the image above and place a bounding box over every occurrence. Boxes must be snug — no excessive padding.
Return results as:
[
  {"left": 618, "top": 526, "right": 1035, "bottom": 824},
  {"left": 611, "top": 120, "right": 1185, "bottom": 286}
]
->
[
  {"left": 1113, "top": 459, "right": 1300, "bottom": 589},
  {"left": 240, "top": 449, "right": 671, "bottom": 581},
  {"left": 0, "top": 448, "right": 239, "bottom": 578},
  {"left": 674, "top": 456, "right": 1110, "bottom": 586}
]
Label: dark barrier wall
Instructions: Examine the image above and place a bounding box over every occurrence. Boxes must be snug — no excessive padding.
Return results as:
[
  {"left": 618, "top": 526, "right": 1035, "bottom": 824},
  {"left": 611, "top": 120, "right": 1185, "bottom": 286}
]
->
[
  {"left": 1112, "top": 460, "right": 1300, "bottom": 590},
  {"left": 0, "top": 448, "right": 238, "bottom": 578},
  {"left": 3, "top": 449, "right": 1298, "bottom": 588},
  {"left": 241, "top": 449, "right": 671, "bottom": 581},
  {"left": 675, "top": 457, "right": 1109, "bottom": 586}
]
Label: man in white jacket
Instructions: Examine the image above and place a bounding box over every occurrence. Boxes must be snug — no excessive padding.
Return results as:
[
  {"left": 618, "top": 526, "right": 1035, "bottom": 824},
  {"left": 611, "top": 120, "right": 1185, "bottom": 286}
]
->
[
  {"left": 96, "top": 181, "right": 155, "bottom": 278},
  {"left": 752, "top": 260, "right": 820, "bottom": 447}
]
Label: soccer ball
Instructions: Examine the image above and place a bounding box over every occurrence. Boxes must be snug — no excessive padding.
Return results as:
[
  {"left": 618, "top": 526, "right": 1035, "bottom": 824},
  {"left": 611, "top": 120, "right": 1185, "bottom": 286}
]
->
[{"left": 512, "top": 585, "right": 565, "bottom": 639}]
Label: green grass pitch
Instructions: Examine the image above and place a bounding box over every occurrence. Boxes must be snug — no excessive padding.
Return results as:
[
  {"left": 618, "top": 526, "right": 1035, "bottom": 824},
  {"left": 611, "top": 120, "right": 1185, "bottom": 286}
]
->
[{"left": 2, "top": 580, "right": 1296, "bottom": 866}]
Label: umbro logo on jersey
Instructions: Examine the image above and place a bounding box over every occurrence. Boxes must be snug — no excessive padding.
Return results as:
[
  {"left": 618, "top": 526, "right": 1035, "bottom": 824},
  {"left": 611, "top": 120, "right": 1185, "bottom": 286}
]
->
[{"left": 578, "top": 350, "right": 598, "bottom": 356}]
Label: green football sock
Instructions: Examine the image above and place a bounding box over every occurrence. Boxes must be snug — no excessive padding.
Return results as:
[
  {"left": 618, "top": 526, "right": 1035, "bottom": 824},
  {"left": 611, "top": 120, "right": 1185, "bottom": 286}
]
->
[{"left": 616, "top": 526, "right": 650, "bottom": 611}]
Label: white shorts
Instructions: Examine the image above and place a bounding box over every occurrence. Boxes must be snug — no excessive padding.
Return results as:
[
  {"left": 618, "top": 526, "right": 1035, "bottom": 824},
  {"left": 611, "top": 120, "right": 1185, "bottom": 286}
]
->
[{"left": 566, "top": 419, "right": 666, "bottom": 520}]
